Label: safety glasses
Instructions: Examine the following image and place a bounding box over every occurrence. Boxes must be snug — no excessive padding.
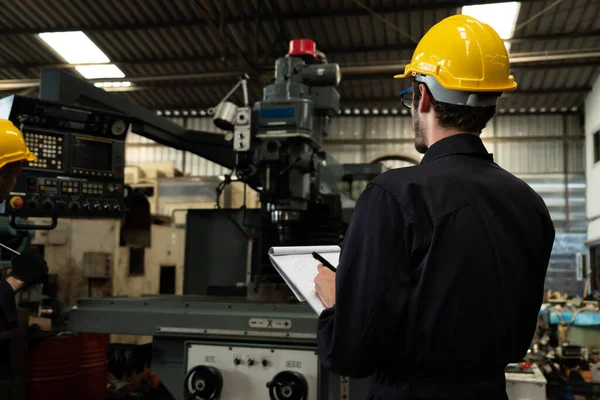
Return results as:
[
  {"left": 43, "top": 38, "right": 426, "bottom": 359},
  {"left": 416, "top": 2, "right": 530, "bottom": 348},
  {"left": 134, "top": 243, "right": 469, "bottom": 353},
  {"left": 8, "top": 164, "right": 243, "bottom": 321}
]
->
[{"left": 399, "top": 87, "right": 413, "bottom": 109}]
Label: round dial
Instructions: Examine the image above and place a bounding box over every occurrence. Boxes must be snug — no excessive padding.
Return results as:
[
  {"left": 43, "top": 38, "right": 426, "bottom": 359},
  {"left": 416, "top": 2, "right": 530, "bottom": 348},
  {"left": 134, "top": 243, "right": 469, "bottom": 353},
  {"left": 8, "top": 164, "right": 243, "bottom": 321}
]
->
[
  {"left": 236, "top": 110, "right": 250, "bottom": 125},
  {"left": 334, "top": 64, "right": 341, "bottom": 86},
  {"left": 111, "top": 120, "right": 127, "bottom": 136}
]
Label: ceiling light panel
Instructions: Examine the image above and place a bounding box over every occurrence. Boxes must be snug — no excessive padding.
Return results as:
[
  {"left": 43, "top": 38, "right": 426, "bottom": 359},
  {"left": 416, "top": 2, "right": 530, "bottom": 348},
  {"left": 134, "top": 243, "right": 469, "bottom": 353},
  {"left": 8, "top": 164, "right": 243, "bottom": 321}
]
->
[
  {"left": 75, "top": 64, "right": 126, "bottom": 79},
  {"left": 38, "top": 31, "right": 110, "bottom": 64},
  {"left": 462, "top": 2, "right": 520, "bottom": 51}
]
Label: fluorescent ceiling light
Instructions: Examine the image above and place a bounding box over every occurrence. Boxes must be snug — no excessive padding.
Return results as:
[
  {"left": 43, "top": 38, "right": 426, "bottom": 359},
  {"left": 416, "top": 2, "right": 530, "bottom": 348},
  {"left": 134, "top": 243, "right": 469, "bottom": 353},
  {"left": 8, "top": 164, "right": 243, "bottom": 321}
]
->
[
  {"left": 462, "top": 2, "right": 520, "bottom": 51},
  {"left": 76, "top": 64, "right": 125, "bottom": 79},
  {"left": 94, "top": 81, "right": 132, "bottom": 88},
  {"left": 38, "top": 31, "right": 110, "bottom": 64}
]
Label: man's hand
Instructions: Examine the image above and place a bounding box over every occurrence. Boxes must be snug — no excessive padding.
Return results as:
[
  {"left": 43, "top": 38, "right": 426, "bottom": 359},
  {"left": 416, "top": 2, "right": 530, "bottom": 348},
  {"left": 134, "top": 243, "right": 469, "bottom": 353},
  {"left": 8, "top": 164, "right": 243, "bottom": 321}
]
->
[
  {"left": 6, "top": 276, "right": 24, "bottom": 293},
  {"left": 314, "top": 264, "right": 336, "bottom": 308},
  {"left": 10, "top": 249, "right": 48, "bottom": 288}
]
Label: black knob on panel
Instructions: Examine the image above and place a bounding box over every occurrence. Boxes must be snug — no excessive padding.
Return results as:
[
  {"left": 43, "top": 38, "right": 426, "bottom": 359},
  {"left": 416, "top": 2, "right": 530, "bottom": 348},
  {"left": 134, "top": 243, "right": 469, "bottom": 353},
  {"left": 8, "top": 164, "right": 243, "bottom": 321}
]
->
[
  {"left": 184, "top": 365, "right": 223, "bottom": 400},
  {"left": 28, "top": 200, "right": 38, "bottom": 210},
  {"left": 113, "top": 205, "right": 121, "bottom": 212},
  {"left": 262, "top": 359, "right": 268, "bottom": 367},
  {"left": 103, "top": 204, "right": 111, "bottom": 212},
  {"left": 42, "top": 200, "right": 53, "bottom": 211},
  {"left": 267, "top": 371, "right": 309, "bottom": 400},
  {"left": 233, "top": 357, "right": 241, "bottom": 365},
  {"left": 83, "top": 203, "right": 91, "bottom": 211},
  {"left": 93, "top": 204, "right": 101, "bottom": 211},
  {"left": 247, "top": 358, "right": 254, "bottom": 366},
  {"left": 69, "top": 202, "right": 81, "bottom": 211}
]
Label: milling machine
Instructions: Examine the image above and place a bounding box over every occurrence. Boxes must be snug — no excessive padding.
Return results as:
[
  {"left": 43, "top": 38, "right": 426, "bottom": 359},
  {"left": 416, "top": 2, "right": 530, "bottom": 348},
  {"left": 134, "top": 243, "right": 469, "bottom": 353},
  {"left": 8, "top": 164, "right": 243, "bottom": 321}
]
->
[{"left": 6, "top": 40, "right": 381, "bottom": 400}]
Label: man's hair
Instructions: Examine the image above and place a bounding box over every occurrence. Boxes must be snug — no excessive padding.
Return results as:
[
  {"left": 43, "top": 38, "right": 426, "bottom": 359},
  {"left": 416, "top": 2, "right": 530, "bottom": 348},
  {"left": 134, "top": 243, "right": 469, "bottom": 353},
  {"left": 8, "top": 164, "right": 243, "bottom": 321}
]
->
[{"left": 413, "top": 81, "right": 496, "bottom": 133}]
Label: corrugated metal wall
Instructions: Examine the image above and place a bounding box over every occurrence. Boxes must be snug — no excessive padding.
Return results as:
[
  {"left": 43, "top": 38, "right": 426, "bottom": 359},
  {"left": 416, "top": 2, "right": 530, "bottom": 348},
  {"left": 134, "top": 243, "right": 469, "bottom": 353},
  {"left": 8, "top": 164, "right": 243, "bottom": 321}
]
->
[
  {"left": 324, "top": 114, "right": 584, "bottom": 174},
  {"left": 126, "top": 117, "right": 232, "bottom": 176},
  {"left": 125, "top": 114, "right": 585, "bottom": 231}
]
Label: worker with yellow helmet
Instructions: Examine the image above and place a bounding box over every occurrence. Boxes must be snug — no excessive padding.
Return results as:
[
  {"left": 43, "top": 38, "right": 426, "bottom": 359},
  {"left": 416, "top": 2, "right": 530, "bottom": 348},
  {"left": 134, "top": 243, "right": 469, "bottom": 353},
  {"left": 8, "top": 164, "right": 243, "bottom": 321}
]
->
[
  {"left": 314, "top": 15, "right": 555, "bottom": 399},
  {"left": 0, "top": 119, "right": 49, "bottom": 332}
]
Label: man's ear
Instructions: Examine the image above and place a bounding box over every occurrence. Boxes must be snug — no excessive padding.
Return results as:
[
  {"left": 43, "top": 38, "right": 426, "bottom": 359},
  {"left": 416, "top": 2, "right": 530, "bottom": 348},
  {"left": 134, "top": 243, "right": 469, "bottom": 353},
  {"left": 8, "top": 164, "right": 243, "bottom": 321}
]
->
[
  {"left": 0, "top": 174, "right": 5, "bottom": 189},
  {"left": 418, "top": 84, "right": 433, "bottom": 113}
]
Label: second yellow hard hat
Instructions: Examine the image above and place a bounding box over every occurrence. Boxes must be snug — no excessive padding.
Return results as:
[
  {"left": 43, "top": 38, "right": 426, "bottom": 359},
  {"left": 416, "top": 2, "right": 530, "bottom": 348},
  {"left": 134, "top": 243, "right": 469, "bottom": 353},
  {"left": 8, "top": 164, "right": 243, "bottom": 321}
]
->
[{"left": 0, "top": 119, "right": 37, "bottom": 170}]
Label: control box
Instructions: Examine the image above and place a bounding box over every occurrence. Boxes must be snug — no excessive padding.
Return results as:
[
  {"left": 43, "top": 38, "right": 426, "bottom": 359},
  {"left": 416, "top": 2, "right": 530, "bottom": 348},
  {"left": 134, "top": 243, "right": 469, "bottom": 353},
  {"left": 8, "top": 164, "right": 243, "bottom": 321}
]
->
[
  {"left": 505, "top": 363, "right": 547, "bottom": 400},
  {"left": 185, "top": 342, "right": 318, "bottom": 400},
  {"left": 0, "top": 95, "right": 130, "bottom": 219}
]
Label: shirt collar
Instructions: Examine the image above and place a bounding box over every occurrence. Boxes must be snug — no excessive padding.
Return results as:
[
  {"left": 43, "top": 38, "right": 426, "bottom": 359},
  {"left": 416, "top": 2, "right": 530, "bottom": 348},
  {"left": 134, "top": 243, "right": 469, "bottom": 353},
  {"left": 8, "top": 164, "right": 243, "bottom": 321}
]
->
[{"left": 420, "top": 134, "right": 493, "bottom": 164}]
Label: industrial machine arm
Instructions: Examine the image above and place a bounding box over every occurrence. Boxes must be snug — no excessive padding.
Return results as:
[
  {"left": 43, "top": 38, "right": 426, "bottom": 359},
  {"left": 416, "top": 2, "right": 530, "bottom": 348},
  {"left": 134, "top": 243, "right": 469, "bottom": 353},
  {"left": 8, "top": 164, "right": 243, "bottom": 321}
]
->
[
  {"left": 37, "top": 43, "right": 383, "bottom": 213},
  {"left": 39, "top": 70, "right": 236, "bottom": 171}
]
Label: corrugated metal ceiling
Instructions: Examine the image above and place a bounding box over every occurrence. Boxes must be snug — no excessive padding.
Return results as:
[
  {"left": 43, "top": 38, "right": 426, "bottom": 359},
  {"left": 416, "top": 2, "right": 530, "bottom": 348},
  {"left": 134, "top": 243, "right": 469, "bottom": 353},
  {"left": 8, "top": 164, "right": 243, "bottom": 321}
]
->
[{"left": 0, "top": 0, "right": 598, "bottom": 111}]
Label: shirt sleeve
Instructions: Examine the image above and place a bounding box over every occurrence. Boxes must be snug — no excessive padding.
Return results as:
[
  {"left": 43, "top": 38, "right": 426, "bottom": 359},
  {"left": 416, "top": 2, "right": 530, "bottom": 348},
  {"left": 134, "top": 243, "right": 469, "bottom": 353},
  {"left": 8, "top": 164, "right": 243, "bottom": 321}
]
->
[
  {"left": 0, "top": 279, "right": 18, "bottom": 332},
  {"left": 515, "top": 208, "right": 555, "bottom": 358},
  {"left": 316, "top": 183, "right": 411, "bottom": 378}
]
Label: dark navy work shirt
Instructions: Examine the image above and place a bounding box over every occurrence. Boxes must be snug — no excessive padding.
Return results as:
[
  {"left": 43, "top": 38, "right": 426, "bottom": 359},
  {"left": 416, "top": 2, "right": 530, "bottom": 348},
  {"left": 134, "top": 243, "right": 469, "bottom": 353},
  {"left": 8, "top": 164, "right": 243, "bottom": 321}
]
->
[
  {"left": 317, "top": 134, "right": 555, "bottom": 399},
  {"left": 0, "top": 279, "right": 17, "bottom": 332}
]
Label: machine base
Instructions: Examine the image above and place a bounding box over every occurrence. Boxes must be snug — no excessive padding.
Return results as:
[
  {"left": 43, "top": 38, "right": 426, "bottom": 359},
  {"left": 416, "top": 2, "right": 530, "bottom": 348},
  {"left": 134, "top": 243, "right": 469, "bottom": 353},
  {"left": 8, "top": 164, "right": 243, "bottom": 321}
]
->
[{"left": 69, "top": 296, "right": 370, "bottom": 400}]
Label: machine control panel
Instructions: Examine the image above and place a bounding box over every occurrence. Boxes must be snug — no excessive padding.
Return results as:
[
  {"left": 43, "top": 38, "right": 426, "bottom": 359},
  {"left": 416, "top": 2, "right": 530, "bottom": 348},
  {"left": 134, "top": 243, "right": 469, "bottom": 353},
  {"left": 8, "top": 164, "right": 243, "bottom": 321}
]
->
[
  {"left": 26, "top": 132, "right": 63, "bottom": 170},
  {"left": 0, "top": 95, "right": 130, "bottom": 219},
  {"left": 185, "top": 343, "right": 318, "bottom": 400}
]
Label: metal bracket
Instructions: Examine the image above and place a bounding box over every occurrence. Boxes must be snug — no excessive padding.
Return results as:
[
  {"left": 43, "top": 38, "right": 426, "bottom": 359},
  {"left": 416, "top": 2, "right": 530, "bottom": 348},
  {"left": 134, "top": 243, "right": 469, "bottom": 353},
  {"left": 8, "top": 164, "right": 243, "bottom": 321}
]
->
[
  {"left": 340, "top": 376, "right": 350, "bottom": 399},
  {"left": 9, "top": 214, "right": 58, "bottom": 230}
]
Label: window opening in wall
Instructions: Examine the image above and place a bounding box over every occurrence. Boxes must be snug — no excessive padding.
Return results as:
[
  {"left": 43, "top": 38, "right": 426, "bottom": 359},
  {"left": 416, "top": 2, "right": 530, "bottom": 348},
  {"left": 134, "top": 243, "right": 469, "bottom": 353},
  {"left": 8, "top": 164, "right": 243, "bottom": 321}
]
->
[
  {"left": 159, "top": 265, "right": 176, "bottom": 294},
  {"left": 129, "top": 247, "right": 145, "bottom": 275},
  {"left": 591, "top": 245, "right": 600, "bottom": 292},
  {"left": 595, "top": 131, "right": 600, "bottom": 163}
]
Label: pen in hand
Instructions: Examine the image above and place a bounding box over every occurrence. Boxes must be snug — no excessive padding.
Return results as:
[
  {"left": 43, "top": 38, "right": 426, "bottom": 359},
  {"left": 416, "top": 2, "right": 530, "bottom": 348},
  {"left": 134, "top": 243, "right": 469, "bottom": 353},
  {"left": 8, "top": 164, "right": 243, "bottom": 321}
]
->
[
  {"left": 0, "top": 242, "right": 20, "bottom": 256},
  {"left": 312, "top": 252, "right": 337, "bottom": 272}
]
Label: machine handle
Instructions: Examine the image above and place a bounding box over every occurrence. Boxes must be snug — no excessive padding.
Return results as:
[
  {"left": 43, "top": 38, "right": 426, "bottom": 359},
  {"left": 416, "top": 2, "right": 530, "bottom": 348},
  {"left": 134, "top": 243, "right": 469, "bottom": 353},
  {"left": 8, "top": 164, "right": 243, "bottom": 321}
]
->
[
  {"left": 9, "top": 215, "right": 58, "bottom": 231},
  {"left": 122, "top": 184, "right": 133, "bottom": 213},
  {"left": 123, "top": 184, "right": 132, "bottom": 199}
]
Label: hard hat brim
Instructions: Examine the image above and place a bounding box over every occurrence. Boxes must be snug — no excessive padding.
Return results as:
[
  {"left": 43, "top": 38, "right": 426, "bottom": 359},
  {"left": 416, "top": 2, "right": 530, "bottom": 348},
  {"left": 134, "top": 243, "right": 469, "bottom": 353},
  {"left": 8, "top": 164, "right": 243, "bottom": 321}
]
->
[
  {"left": 25, "top": 152, "right": 37, "bottom": 162},
  {"left": 0, "top": 151, "right": 38, "bottom": 169},
  {"left": 394, "top": 69, "right": 518, "bottom": 92}
]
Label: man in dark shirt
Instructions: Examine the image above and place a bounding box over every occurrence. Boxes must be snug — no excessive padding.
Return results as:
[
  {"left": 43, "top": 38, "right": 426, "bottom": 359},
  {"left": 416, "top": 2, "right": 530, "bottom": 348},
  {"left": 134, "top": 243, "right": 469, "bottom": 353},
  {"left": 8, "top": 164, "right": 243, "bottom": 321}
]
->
[
  {"left": 0, "top": 119, "right": 48, "bottom": 332},
  {"left": 1, "top": 249, "right": 48, "bottom": 332},
  {"left": 314, "top": 15, "right": 555, "bottom": 400}
]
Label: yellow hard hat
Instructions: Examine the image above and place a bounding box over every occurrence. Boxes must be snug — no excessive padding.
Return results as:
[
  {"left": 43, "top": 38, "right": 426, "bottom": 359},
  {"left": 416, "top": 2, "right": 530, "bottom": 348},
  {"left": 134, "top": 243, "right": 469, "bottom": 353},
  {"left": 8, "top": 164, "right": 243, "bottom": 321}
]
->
[
  {"left": 0, "top": 119, "right": 37, "bottom": 170},
  {"left": 395, "top": 14, "right": 517, "bottom": 103}
]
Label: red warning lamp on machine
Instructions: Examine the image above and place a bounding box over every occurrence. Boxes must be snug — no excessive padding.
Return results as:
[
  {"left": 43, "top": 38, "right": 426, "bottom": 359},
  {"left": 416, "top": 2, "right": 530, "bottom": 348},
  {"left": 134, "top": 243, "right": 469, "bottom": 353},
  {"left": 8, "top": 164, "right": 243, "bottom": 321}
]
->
[{"left": 287, "top": 39, "right": 317, "bottom": 58}]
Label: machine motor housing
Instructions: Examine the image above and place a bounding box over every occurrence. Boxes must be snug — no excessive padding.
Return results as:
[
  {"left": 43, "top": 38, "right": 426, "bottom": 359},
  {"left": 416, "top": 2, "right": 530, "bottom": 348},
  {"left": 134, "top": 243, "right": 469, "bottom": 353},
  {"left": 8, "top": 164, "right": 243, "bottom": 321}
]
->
[{"left": 253, "top": 55, "right": 340, "bottom": 145}]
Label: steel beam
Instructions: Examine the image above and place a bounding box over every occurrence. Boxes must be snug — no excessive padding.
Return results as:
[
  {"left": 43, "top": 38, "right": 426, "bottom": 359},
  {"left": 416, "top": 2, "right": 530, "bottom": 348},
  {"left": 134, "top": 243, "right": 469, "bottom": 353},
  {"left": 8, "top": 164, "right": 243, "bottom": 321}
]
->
[
  {"left": 1, "top": 51, "right": 597, "bottom": 86},
  {"left": 337, "top": 53, "right": 600, "bottom": 76},
  {"left": 0, "top": 58, "right": 594, "bottom": 92},
  {"left": 335, "top": 63, "right": 600, "bottom": 82},
  {"left": 339, "top": 87, "right": 591, "bottom": 101},
  {"left": 3, "top": 41, "right": 600, "bottom": 72},
  {"left": 325, "top": 135, "right": 585, "bottom": 146},
  {"left": 0, "top": 0, "right": 541, "bottom": 36},
  {"left": 115, "top": 97, "right": 586, "bottom": 112}
]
